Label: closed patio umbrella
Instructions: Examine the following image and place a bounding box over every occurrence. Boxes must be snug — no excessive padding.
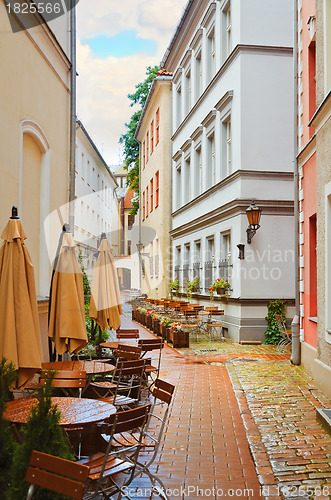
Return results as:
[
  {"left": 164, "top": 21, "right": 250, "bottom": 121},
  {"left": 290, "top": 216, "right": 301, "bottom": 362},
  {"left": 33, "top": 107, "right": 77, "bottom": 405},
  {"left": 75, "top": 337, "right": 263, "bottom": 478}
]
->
[
  {"left": 48, "top": 227, "right": 88, "bottom": 357},
  {"left": 89, "top": 233, "right": 122, "bottom": 333},
  {"left": 0, "top": 207, "right": 42, "bottom": 388}
]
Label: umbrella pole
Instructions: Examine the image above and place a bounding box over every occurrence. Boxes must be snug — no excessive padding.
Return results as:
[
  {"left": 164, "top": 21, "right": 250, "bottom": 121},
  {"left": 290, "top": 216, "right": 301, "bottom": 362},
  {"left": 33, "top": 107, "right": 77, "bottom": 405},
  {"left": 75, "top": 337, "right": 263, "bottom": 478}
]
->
[
  {"left": 97, "top": 326, "right": 102, "bottom": 358},
  {"left": 48, "top": 224, "right": 70, "bottom": 362}
]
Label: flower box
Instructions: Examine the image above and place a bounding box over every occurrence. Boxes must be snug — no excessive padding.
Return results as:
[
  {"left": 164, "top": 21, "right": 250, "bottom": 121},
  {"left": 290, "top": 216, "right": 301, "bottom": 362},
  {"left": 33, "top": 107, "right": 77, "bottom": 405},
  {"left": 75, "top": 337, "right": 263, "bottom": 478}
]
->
[
  {"left": 216, "top": 288, "right": 225, "bottom": 295},
  {"left": 169, "top": 329, "right": 189, "bottom": 348},
  {"left": 146, "top": 316, "right": 153, "bottom": 330}
]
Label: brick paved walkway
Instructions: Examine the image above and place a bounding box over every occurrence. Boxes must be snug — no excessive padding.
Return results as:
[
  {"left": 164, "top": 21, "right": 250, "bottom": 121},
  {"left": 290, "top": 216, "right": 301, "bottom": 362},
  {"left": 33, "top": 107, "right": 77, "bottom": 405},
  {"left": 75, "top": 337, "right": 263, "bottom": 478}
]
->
[{"left": 110, "top": 313, "right": 331, "bottom": 499}]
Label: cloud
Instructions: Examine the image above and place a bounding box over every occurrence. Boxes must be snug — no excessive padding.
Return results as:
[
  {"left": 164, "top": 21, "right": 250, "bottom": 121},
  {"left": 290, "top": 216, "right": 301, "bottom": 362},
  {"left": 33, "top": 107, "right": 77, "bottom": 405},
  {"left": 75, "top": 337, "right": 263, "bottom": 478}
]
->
[{"left": 76, "top": 0, "right": 187, "bottom": 165}]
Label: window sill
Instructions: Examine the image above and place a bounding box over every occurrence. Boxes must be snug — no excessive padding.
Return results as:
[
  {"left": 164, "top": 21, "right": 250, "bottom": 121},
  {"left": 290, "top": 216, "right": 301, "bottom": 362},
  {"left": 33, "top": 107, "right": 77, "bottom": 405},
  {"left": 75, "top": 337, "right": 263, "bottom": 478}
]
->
[{"left": 308, "top": 317, "right": 318, "bottom": 324}]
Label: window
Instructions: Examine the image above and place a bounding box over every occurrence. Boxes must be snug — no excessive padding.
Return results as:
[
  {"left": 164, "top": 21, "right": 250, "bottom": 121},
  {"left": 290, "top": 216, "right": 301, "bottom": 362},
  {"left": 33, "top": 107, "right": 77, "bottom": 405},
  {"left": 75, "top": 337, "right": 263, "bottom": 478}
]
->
[
  {"left": 195, "top": 52, "right": 202, "bottom": 100},
  {"left": 207, "top": 29, "right": 216, "bottom": 81},
  {"left": 143, "top": 141, "right": 146, "bottom": 169},
  {"left": 176, "top": 164, "right": 182, "bottom": 209},
  {"left": 194, "top": 147, "right": 202, "bottom": 197},
  {"left": 207, "top": 132, "right": 215, "bottom": 189},
  {"left": 309, "top": 215, "right": 317, "bottom": 317},
  {"left": 176, "top": 85, "right": 182, "bottom": 128},
  {"left": 226, "top": 119, "right": 232, "bottom": 175},
  {"left": 155, "top": 171, "right": 159, "bottom": 207},
  {"left": 146, "top": 186, "right": 149, "bottom": 215},
  {"left": 185, "top": 69, "right": 191, "bottom": 114},
  {"left": 150, "top": 178, "right": 154, "bottom": 212},
  {"left": 151, "top": 120, "right": 154, "bottom": 153},
  {"left": 184, "top": 157, "right": 191, "bottom": 203},
  {"left": 156, "top": 108, "right": 160, "bottom": 144},
  {"left": 143, "top": 191, "right": 145, "bottom": 220},
  {"left": 226, "top": 6, "right": 232, "bottom": 56},
  {"left": 146, "top": 131, "right": 149, "bottom": 162}
]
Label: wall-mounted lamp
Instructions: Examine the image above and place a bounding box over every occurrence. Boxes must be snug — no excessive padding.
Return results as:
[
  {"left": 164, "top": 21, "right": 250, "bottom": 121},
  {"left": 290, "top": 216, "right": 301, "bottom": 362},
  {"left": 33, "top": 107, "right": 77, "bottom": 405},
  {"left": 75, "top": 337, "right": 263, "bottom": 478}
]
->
[
  {"left": 246, "top": 201, "right": 262, "bottom": 244},
  {"left": 237, "top": 244, "right": 245, "bottom": 259},
  {"left": 136, "top": 241, "right": 150, "bottom": 257}
]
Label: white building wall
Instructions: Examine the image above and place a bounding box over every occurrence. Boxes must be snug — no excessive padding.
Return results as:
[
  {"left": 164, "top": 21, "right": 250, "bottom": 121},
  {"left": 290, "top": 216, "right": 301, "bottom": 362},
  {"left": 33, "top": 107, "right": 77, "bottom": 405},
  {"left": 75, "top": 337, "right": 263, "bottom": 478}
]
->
[
  {"left": 166, "top": 0, "right": 295, "bottom": 342},
  {"left": 74, "top": 124, "right": 119, "bottom": 276}
]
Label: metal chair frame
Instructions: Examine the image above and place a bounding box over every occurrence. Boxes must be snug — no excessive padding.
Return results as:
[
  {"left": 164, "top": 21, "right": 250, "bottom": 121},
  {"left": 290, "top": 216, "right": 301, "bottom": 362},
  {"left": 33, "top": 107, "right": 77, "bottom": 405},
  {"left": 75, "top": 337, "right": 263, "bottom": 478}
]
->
[{"left": 78, "top": 404, "right": 151, "bottom": 499}]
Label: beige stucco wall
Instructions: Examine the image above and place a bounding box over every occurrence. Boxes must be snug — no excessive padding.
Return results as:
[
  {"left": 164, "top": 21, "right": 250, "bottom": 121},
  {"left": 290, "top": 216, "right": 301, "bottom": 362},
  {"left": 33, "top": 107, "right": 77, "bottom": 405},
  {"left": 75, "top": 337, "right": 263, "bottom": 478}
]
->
[
  {"left": 137, "top": 78, "right": 172, "bottom": 299},
  {"left": 0, "top": 5, "right": 71, "bottom": 357},
  {"left": 0, "top": 4, "right": 71, "bottom": 294}
]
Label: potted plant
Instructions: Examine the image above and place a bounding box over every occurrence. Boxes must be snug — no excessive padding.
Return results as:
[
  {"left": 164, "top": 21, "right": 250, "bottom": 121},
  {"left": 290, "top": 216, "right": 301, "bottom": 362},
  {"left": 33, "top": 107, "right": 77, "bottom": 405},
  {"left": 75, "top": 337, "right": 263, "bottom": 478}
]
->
[
  {"left": 169, "top": 279, "right": 180, "bottom": 299},
  {"left": 152, "top": 313, "right": 162, "bottom": 336},
  {"left": 160, "top": 316, "right": 173, "bottom": 341},
  {"left": 169, "top": 322, "right": 189, "bottom": 348},
  {"left": 184, "top": 276, "right": 201, "bottom": 301},
  {"left": 209, "top": 278, "right": 231, "bottom": 300}
]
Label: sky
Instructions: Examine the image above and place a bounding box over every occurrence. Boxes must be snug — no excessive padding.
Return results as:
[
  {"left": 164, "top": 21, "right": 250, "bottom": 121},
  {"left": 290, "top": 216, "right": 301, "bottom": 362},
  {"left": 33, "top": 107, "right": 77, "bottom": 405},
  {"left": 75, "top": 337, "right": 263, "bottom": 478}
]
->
[{"left": 76, "top": 0, "right": 188, "bottom": 167}]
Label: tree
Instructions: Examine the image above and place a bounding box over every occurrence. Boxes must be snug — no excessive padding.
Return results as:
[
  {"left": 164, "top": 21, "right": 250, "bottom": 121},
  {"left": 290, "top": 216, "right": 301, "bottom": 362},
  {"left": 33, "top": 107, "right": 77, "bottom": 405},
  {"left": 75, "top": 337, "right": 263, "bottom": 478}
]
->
[{"left": 119, "top": 65, "right": 159, "bottom": 215}]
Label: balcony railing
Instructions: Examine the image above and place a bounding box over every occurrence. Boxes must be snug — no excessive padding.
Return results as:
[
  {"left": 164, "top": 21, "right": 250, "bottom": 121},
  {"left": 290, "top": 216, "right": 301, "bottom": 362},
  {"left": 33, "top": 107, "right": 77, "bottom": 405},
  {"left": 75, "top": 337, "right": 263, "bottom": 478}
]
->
[
  {"left": 183, "top": 264, "right": 189, "bottom": 283},
  {"left": 204, "top": 261, "right": 213, "bottom": 291},
  {"left": 149, "top": 256, "right": 154, "bottom": 277},
  {"left": 218, "top": 259, "right": 231, "bottom": 281},
  {"left": 174, "top": 265, "right": 180, "bottom": 284},
  {"left": 155, "top": 255, "right": 159, "bottom": 278}
]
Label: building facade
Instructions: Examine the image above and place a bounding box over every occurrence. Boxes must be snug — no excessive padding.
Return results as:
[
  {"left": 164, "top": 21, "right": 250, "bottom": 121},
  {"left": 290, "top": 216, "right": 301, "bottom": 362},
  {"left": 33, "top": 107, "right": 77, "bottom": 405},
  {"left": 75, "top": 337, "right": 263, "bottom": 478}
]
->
[
  {"left": 135, "top": 70, "right": 172, "bottom": 299},
  {"left": 297, "top": 1, "right": 318, "bottom": 375},
  {"left": 162, "top": 0, "right": 296, "bottom": 342},
  {"left": 301, "top": 0, "right": 331, "bottom": 398},
  {"left": 74, "top": 121, "right": 119, "bottom": 277},
  {"left": 0, "top": 4, "right": 72, "bottom": 359}
]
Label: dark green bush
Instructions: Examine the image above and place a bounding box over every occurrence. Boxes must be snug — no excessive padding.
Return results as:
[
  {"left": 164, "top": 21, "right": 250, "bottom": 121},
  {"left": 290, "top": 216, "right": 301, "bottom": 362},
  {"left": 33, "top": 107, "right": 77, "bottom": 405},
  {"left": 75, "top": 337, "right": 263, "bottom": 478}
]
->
[
  {"left": 264, "top": 299, "right": 286, "bottom": 344},
  {"left": 0, "top": 358, "right": 17, "bottom": 494},
  {"left": 7, "top": 372, "right": 74, "bottom": 500}
]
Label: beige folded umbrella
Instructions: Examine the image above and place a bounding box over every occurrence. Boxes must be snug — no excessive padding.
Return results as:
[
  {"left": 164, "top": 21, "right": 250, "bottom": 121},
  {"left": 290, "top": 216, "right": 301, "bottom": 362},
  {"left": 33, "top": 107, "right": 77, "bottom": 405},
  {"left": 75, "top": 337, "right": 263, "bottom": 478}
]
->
[
  {"left": 0, "top": 208, "right": 42, "bottom": 388},
  {"left": 89, "top": 234, "right": 122, "bottom": 332},
  {"left": 48, "top": 230, "right": 88, "bottom": 356}
]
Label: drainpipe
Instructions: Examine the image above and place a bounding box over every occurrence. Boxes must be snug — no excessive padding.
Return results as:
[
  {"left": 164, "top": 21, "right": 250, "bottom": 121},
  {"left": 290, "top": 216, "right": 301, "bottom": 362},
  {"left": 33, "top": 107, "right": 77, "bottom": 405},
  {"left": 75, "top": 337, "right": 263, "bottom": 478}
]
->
[
  {"left": 168, "top": 85, "right": 173, "bottom": 296},
  {"left": 291, "top": 0, "right": 301, "bottom": 365},
  {"left": 69, "top": 0, "right": 77, "bottom": 233}
]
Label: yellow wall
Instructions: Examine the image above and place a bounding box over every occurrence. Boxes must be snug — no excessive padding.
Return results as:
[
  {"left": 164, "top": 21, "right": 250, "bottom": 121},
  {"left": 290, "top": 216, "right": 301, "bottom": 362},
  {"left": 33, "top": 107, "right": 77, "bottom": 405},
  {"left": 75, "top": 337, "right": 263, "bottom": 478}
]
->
[
  {"left": 137, "top": 78, "right": 172, "bottom": 299},
  {"left": 0, "top": 3, "right": 71, "bottom": 298}
]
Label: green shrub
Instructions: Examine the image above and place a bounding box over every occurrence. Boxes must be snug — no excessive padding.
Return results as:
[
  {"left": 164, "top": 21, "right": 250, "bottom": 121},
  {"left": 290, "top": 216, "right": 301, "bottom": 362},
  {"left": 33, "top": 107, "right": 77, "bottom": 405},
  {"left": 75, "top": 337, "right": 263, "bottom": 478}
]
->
[
  {"left": 264, "top": 299, "right": 286, "bottom": 344},
  {"left": 7, "top": 372, "right": 74, "bottom": 500},
  {"left": 0, "top": 358, "right": 17, "bottom": 494}
]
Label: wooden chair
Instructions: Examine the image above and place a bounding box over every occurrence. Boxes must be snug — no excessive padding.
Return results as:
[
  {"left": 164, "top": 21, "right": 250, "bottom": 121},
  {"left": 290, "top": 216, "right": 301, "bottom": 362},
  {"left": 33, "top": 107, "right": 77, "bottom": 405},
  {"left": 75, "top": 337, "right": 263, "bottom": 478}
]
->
[
  {"left": 114, "top": 344, "right": 142, "bottom": 361},
  {"left": 138, "top": 339, "right": 164, "bottom": 387},
  {"left": 275, "top": 314, "right": 292, "bottom": 352},
  {"left": 116, "top": 328, "right": 140, "bottom": 339},
  {"left": 91, "top": 359, "right": 146, "bottom": 407},
  {"left": 25, "top": 450, "right": 89, "bottom": 500},
  {"left": 78, "top": 404, "right": 151, "bottom": 499},
  {"left": 40, "top": 370, "right": 86, "bottom": 398},
  {"left": 133, "top": 380, "right": 175, "bottom": 499}
]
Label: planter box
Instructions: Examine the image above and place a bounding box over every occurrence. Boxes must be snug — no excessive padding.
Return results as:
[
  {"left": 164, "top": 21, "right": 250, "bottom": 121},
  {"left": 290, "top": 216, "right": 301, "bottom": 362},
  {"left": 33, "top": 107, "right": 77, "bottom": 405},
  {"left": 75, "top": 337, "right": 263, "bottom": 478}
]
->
[
  {"left": 152, "top": 319, "right": 161, "bottom": 336},
  {"left": 146, "top": 316, "right": 153, "bottom": 330},
  {"left": 169, "top": 329, "right": 189, "bottom": 348},
  {"left": 216, "top": 288, "right": 225, "bottom": 295}
]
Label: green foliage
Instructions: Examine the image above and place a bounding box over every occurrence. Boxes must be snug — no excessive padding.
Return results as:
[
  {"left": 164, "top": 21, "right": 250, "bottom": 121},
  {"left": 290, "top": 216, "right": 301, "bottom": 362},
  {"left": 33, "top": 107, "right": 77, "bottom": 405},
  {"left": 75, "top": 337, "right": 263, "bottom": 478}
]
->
[
  {"left": 77, "top": 250, "right": 91, "bottom": 306},
  {"left": 264, "top": 299, "right": 287, "bottom": 344},
  {"left": 119, "top": 65, "right": 159, "bottom": 215},
  {"left": 169, "top": 279, "right": 180, "bottom": 299},
  {"left": 7, "top": 372, "right": 74, "bottom": 500},
  {"left": 0, "top": 358, "right": 17, "bottom": 494}
]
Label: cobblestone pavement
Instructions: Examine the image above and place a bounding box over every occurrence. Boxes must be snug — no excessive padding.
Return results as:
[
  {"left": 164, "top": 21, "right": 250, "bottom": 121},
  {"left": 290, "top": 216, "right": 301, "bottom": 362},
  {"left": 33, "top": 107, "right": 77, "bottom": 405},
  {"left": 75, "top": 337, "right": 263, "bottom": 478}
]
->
[
  {"left": 102, "top": 310, "right": 331, "bottom": 499},
  {"left": 227, "top": 359, "right": 331, "bottom": 499}
]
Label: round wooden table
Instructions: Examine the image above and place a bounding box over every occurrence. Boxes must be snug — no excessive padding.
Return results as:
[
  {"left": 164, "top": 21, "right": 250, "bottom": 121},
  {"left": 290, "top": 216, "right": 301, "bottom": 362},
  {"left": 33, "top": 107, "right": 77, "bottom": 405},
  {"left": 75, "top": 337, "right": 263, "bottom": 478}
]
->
[
  {"left": 4, "top": 397, "right": 116, "bottom": 428},
  {"left": 42, "top": 361, "right": 115, "bottom": 377}
]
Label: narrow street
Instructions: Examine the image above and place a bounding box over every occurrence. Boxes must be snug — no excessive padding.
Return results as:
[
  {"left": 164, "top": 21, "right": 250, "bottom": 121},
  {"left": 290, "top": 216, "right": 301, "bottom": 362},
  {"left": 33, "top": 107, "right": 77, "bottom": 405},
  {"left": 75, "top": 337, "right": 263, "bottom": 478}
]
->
[{"left": 119, "top": 312, "right": 331, "bottom": 499}]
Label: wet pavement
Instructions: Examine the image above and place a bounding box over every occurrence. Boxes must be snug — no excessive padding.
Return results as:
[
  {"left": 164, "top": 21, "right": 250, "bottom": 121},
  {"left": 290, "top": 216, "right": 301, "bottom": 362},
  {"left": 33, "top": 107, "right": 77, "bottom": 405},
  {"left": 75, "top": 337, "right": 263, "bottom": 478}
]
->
[{"left": 101, "top": 308, "right": 331, "bottom": 499}]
